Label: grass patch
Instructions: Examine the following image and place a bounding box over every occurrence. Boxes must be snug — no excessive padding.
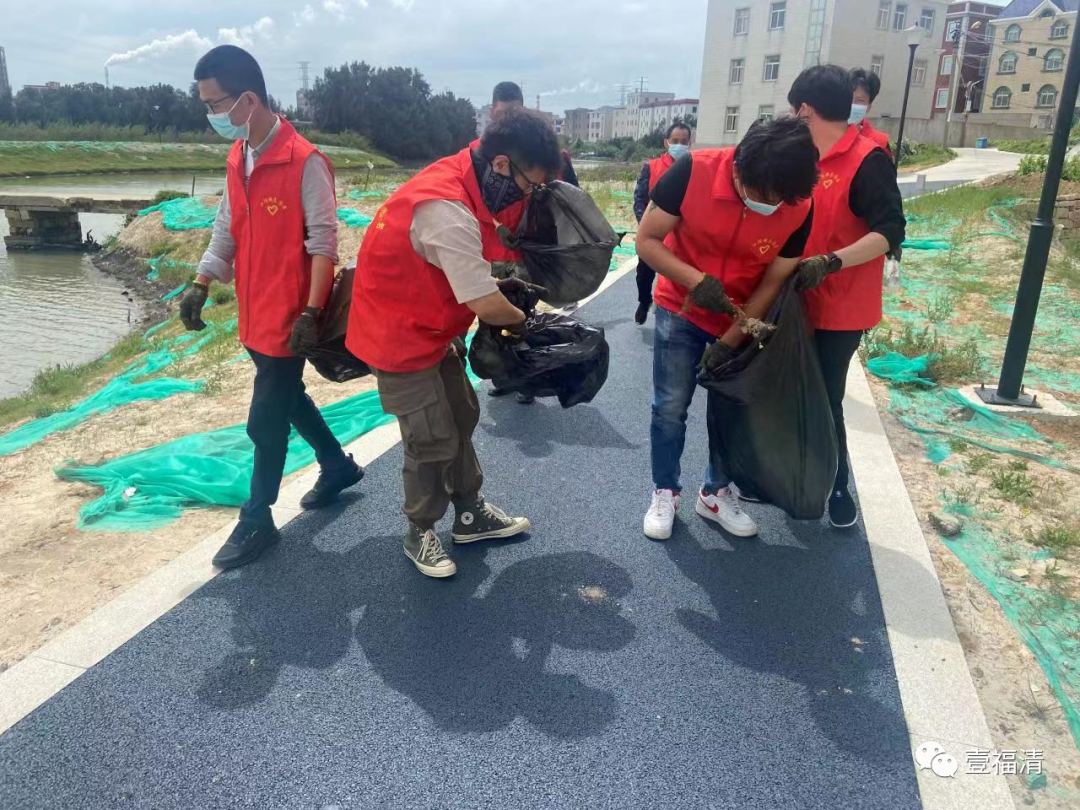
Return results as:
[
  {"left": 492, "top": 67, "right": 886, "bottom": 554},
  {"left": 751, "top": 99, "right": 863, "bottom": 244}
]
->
[
  {"left": 862, "top": 323, "right": 982, "bottom": 383},
  {"left": 1029, "top": 525, "right": 1080, "bottom": 554},
  {"left": 898, "top": 142, "right": 957, "bottom": 172},
  {"left": 578, "top": 163, "right": 640, "bottom": 184},
  {"left": 925, "top": 290, "right": 958, "bottom": 324},
  {"left": 210, "top": 285, "right": 235, "bottom": 305},
  {"left": 990, "top": 467, "right": 1036, "bottom": 506},
  {"left": 906, "top": 183, "right": 1021, "bottom": 220},
  {"left": 1050, "top": 236, "right": 1080, "bottom": 294},
  {"left": 966, "top": 452, "right": 996, "bottom": 475},
  {"left": 149, "top": 189, "right": 189, "bottom": 205}
]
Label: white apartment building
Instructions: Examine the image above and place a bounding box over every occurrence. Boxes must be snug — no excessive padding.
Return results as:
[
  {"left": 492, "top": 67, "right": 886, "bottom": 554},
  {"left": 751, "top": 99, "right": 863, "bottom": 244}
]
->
[
  {"left": 475, "top": 104, "right": 493, "bottom": 138},
  {"left": 698, "top": 0, "right": 949, "bottom": 145},
  {"left": 588, "top": 106, "right": 618, "bottom": 141},
  {"left": 611, "top": 90, "right": 677, "bottom": 138},
  {"left": 637, "top": 98, "right": 701, "bottom": 137}
]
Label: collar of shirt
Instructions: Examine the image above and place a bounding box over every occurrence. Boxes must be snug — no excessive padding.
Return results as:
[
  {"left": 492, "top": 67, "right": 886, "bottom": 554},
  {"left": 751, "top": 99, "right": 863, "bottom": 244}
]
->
[{"left": 242, "top": 115, "right": 282, "bottom": 169}]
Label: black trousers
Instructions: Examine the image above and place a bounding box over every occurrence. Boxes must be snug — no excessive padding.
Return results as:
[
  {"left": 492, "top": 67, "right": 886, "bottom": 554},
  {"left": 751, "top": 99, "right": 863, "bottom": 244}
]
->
[
  {"left": 636, "top": 259, "right": 656, "bottom": 306},
  {"left": 813, "top": 329, "right": 864, "bottom": 491},
  {"left": 240, "top": 347, "right": 350, "bottom": 527}
]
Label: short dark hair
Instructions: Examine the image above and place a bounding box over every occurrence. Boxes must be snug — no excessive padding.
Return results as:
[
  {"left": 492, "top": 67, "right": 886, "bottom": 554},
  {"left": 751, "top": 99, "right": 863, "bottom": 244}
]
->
[
  {"left": 666, "top": 121, "right": 692, "bottom": 139},
  {"left": 479, "top": 107, "right": 561, "bottom": 175},
  {"left": 787, "top": 64, "right": 852, "bottom": 123},
  {"left": 849, "top": 68, "right": 882, "bottom": 104},
  {"left": 493, "top": 81, "right": 524, "bottom": 105},
  {"left": 194, "top": 45, "right": 269, "bottom": 105},
  {"left": 733, "top": 117, "right": 819, "bottom": 205}
]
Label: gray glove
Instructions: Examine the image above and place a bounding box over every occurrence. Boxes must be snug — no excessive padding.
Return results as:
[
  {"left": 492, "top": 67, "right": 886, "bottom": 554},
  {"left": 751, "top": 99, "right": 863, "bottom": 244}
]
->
[
  {"left": 496, "top": 277, "right": 547, "bottom": 316},
  {"left": 179, "top": 282, "right": 209, "bottom": 331},
  {"left": 490, "top": 260, "right": 528, "bottom": 281},
  {"left": 794, "top": 253, "right": 842, "bottom": 292},
  {"left": 288, "top": 311, "right": 320, "bottom": 357},
  {"left": 689, "top": 274, "right": 736, "bottom": 316},
  {"left": 702, "top": 340, "right": 738, "bottom": 374}
]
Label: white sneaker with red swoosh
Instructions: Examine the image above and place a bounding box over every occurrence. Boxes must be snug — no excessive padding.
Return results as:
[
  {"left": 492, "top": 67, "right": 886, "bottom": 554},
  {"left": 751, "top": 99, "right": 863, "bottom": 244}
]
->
[{"left": 696, "top": 487, "right": 758, "bottom": 537}]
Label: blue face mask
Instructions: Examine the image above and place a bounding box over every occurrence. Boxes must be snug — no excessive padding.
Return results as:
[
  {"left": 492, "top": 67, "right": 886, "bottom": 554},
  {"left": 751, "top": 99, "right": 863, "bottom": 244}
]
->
[
  {"left": 668, "top": 143, "right": 690, "bottom": 160},
  {"left": 849, "top": 103, "right": 869, "bottom": 125},
  {"left": 207, "top": 94, "right": 252, "bottom": 141},
  {"left": 742, "top": 195, "right": 781, "bottom": 217}
]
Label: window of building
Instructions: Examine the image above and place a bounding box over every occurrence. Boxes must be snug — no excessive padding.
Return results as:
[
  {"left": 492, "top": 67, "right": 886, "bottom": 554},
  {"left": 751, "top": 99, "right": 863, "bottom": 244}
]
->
[
  {"left": 1045, "top": 49, "right": 1064, "bottom": 71},
  {"left": 1021, "top": 83, "right": 1031, "bottom": 92},
  {"left": 692, "top": 106, "right": 698, "bottom": 113},
  {"left": 1037, "top": 84, "right": 1058, "bottom": 108},
  {"left": 764, "top": 55, "right": 781, "bottom": 82},
  {"left": 725, "top": 106, "right": 739, "bottom": 132},
  {"left": 758, "top": 105, "right": 775, "bottom": 122},
  {"left": 913, "top": 60, "right": 927, "bottom": 86},
  {"left": 992, "top": 86, "right": 1012, "bottom": 109},
  {"left": 804, "top": 0, "right": 827, "bottom": 67},
  {"left": 877, "top": 1, "right": 891, "bottom": 29},
  {"left": 947, "top": 19, "right": 961, "bottom": 41},
  {"left": 920, "top": 8, "right": 935, "bottom": 30},
  {"left": 734, "top": 7, "right": 750, "bottom": 35},
  {"left": 893, "top": 3, "right": 908, "bottom": 30},
  {"left": 942, "top": 55, "right": 955, "bottom": 75},
  {"left": 769, "top": 1, "right": 786, "bottom": 30},
  {"left": 1029, "top": 47, "right": 1038, "bottom": 56},
  {"left": 935, "top": 87, "right": 950, "bottom": 108},
  {"left": 871, "top": 55, "right": 884, "bottom": 76},
  {"left": 1051, "top": 19, "right": 1069, "bottom": 39},
  {"left": 1040, "top": 8, "right": 1054, "bottom": 17},
  {"left": 729, "top": 58, "right": 744, "bottom": 84},
  {"left": 1004, "top": 24, "right": 1021, "bottom": 43},
  {"left": 998, "top": 51, "right": 1017, "bottom": 74}
]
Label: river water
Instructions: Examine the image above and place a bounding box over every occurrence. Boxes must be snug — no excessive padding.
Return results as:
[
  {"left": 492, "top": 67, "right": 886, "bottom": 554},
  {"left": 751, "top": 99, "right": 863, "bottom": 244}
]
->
[{"left": 0, "top": 171, "right": 225, "bottom": 400}]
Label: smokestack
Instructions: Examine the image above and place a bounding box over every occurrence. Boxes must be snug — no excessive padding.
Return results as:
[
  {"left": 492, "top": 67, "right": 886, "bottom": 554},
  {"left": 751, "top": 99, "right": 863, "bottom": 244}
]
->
[{"left": 104, "top": 66, "right": 110, "bottom": 89}]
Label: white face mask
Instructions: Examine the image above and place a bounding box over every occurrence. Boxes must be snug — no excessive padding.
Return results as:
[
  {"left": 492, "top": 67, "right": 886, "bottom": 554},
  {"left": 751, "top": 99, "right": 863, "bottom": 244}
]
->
[
  {"left": 849, "top": 103, "right": 869, "bottom": 125},
  {"left": 735, "top": 176, "right": 780, "bottom": 216},
  {"left": 668, "top": 143, "right": 690, "bottom": 160},
  {"left": 207, "top": 94, "right": 253, "bottom": 141}
]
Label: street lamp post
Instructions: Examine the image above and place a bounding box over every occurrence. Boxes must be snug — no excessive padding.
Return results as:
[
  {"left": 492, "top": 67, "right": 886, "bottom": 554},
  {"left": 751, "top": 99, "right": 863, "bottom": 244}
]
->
[
  {"left": 979, "top": 17, "right": 1080, "bottom": 406},
  {"left": 895, "top": 25, "right": 931, "bottom": 165}
]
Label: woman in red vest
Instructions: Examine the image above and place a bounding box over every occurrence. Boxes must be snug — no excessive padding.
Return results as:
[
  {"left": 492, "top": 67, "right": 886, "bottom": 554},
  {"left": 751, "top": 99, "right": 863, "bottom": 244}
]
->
[
  {"left": 849, "top": 68, "right": 893, "bottom": 159},
  {"left": 632, "top": 121, "right": 692, "bottom": 324},
  {"left": 788, "top": 65, "right": 906, "bottom": 528},
  {"left": 180, "top": 46, "right": 363, "bottom": 570},
  {"left": 636, "top": 116, "right": 819, "bottom": 542},
  {"left": 346, "top": 108, "right": 560, "bottom": 579}
]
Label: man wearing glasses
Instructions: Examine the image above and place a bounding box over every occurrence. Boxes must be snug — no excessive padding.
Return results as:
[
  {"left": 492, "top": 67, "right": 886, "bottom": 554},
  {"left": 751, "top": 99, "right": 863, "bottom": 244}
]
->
[{"left": 179, "top": 45, "right": 363, "bottom": 570}]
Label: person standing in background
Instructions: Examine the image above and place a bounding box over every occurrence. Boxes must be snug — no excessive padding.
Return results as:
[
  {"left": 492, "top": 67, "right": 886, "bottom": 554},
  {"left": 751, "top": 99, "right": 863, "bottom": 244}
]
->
[
  {"left": 787, "top": 65, "right": 906, "bottom": 529},
  {"left": 848, "top": 68, "right": 892, "bottom": 159},
  {"left": 632, "top": 121, "right": 692, "bottom": 324},
  {"left": 180, "top": 45, "right": 363, "bottom": 570}
]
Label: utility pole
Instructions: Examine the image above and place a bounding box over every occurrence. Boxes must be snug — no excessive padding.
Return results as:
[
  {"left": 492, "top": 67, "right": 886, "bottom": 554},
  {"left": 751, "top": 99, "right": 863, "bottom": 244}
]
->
[
  {"left": 979, "top": 17, "right": 1080, "bottom": 406},
  {"left": 298, "top": 61, "right": 311, "bottom": 91},
  {"left": 636, "top": 77, "right": 648, "bottom": 94},
  {"left": 617, "top": 83, "right": 632, "bottom": 106}
]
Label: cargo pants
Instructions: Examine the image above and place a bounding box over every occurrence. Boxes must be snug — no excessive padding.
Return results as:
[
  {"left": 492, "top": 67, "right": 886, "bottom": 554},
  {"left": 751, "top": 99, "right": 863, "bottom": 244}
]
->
[{"left": 372, "top": 345, "right": 483, "bottom": 530}]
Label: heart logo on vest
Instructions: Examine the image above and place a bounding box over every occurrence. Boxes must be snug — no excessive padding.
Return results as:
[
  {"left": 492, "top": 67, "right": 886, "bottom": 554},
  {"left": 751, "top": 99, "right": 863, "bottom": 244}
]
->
[
  {"left": 820, "top": 171, "right": 841, "bottom": 191},
  {"left": 260, "top": 196, "right": 288, "bottom": 217},
  {"left": 752, "top": 237, "right": 779, "bottom": 257}
]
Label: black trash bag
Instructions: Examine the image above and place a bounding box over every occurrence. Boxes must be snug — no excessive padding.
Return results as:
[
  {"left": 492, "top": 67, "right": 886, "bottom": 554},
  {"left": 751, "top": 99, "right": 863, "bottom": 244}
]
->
[
  {"left": 306, "top": 260, "right": 371, "bottom": 383},
  {"left": 697, "top": 280, "right": 838, "bottom": 520},
  {"left": 495, "top": 180, "right": 623, "bottom": 307},
  {"left": 468, "top": 312, "right": 609, "bottom": 408}
]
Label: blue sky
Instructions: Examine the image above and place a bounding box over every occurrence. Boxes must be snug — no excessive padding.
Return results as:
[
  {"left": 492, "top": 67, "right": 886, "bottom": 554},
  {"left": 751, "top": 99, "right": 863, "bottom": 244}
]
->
[{"left": 3, "top": 1, "right": 709, "bottom": 113}]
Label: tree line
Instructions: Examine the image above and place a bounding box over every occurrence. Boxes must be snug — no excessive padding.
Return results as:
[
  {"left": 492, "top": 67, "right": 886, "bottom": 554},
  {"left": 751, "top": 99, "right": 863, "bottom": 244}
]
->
[{"left": 0, "top": 61, "right": 477, "bottom": 162}]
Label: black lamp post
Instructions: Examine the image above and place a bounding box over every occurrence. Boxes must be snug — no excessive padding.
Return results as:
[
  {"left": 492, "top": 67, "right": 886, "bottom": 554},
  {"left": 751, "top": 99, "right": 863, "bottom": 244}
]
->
[
  {"left": 895, "top": 25, "right": 931, "bottom": 166},
  {"left": 978, "top": 17, "right": 1080, "bottom": 407}
]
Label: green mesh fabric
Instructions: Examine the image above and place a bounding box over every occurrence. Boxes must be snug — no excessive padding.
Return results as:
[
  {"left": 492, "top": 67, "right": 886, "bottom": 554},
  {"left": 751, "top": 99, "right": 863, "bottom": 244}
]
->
[
  {"left": 346, "top": 189, "right": 386, "bottom": 200},
  {"left": 866, "top": 352, "right": 936, "bottom": 387},
  {"left": 337, "top": 208, "right": 373, "bottom": 228},
  {"left": 137, "top": 197, "right": 218, "bottom": 231}
]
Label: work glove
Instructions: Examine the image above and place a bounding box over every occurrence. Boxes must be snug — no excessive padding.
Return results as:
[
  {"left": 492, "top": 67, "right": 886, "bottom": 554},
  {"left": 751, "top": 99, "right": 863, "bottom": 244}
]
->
[
  {"left": 490, "top": 260, "right": 528, "bottom": 281},
  {"left": 288, "top": 310, "right": 320, "bottom": 357},
  {"left": 498, "top": 319, "right": 529, "bottom": 344},
  {"left": 702, "top": 340, "right": 738, "bottom": 375},
  {"left": 496, "top": 277, "right": 547, "bottom": 316},
  {"left": 179, "top": 282, "right": 209, "bottom": 331},
  {"left": 689, "top": 274, "right": 736, "bottom": 316},
  {"left": 794, "top": 253, "right": 843, "bottom": 292}
]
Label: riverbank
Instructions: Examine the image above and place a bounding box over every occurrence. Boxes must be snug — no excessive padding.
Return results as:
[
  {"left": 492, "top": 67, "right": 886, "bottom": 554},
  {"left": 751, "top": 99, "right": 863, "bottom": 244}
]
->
[{"left": 0, "top": 141, "right": 395, "bottom": 178}]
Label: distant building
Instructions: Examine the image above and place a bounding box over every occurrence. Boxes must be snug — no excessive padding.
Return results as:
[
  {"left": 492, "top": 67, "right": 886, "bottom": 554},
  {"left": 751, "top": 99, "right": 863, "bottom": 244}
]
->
[
  {"left": 982, "top": 0, "right": 1077, "bottom": 128},
  {"left": 475, "top": 103, "right": 493, "bottom": 138},
  {"left": 931, "top": 2, "right": 1002, "bottom": 118},
  {"left": 295, "top": 89, "right": 312, "bottom": 118},
  {"left": 0, "top": 46, "right": 10, "bottom": 98},
  {"left": 637, "top": 98, "right": 700, "bottom": 138},
  {"left": 23, "top": 82, "right": 61, "bottom": 92},
  {"left": 612, "top": 91, "right": 677, "bottom": 138},
  {"left": 563, "top": 107, "right": 592, "bottom": 142},
  {"left": 588, "top": 106, "right": 618, "bottom": 142}
]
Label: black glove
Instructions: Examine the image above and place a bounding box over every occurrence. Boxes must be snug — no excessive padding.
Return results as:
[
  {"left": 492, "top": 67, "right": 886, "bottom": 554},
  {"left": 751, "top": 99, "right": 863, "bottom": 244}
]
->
[
  {"left": 689, "top": 274, "right": 736, "bottom": 316},
  {"left": 702, "top": 340, "right": 738, "bottom": 374},
  {"left": 288, "top": 310, "right": 320, "bottom": 357},
  {"left": 794, "top": 253, "right": 842, "bottom": 292},
  {"left": 496, "top": 277, "right": 547, "bottom": 316},
  {"left": 497, "top": 318, "right": 529, "bottom": 344},
  {"left": 490, "top": 260, "right": 528, "bottom": 281},
  {"left": 179, "top": 282, "right": 209, "bottom": 331}
]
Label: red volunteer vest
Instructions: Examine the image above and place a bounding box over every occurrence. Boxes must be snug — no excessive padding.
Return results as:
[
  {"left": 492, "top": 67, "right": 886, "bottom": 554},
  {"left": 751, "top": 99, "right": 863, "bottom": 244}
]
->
[
  {"left": 802, "top": 126, "right": 886, "bottom": 331},
  {"left": 648, "top": 153, "right": 675, "bottom": 191},
  {"left": 226, "top": 117, "right": 330, "bottom": 357},
  {"left": 346, "top": 147, "right": 526, "bottom": 373},
  {"left": 859, "top": 120, "right": 892, "bottom": 158},
  {"left": 654, "top": 148, "right": 813, "bottom": 337}
]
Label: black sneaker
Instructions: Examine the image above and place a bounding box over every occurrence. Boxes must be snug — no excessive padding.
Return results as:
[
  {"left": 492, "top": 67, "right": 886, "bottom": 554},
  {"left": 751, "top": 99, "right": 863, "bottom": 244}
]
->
[
  {"left": 488, "top": 387, "right": 512, "bottom": 398},
  {"left": 451, "top": 496, "right": 531, "bottom": 544},
  {"left": 212, "top": 523, "right": 281, "bottom": 569},
  {"left": 299, "top": 455, "right": 364, "bottom": 510},
  {"left": 828, "top": 489, "right": 858, "bottom": 529},
  {"left": 404, "top": 524, "right": 456, "bottom": 578},
  {"left": 516, "top": 393, "right": 535, "bottom": 405},
  {"left": 635, "top": 302, "right": 651, "bottom": 325}
]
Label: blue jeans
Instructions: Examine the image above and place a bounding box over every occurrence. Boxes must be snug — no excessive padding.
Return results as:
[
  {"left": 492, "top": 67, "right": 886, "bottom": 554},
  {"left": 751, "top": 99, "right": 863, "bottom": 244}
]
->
[{"left": 651, "top": 307, "right": 730, "bottom": 494}]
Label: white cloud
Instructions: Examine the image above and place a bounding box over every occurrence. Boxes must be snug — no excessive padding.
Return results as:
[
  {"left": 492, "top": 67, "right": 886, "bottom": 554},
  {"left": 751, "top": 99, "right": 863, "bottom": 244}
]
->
[{"left": 217, "top": 17, "right": 276, "bottom": 48}]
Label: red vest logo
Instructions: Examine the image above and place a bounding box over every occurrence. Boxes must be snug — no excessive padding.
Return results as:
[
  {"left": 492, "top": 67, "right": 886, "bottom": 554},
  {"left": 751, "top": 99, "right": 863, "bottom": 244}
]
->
[
  {"left": 372, "top": 207, "right": 388, "bottom": 230},
  {"left": 260, "top": 196, "right": 288, "bottom": 217},
  {"left": 820, "top": 171, "right": 842, "bottom": 191},
  {"left": 751, "top": 237, "right": 779, "bottom": 257}
]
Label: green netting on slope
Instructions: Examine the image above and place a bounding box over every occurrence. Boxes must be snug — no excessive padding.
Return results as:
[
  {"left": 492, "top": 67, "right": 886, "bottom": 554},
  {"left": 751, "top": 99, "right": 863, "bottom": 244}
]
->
[
  {"left": 866, "top": 352, "right": 936, "bottom": 387},
  {"left": 346, "top": 189, "right": 386, "bottom": 200},
  {"left": 940, "top": 519, "right": 1080, "bottom": 749},
  {"left": 0, "top": 320, "right": 235, "bottom": 458},
  {"left": 137, "top": 197, "right": 218, "bottom": 231},
  {"left": 337, "top": 208, "right": 373, "bottom": 228}
]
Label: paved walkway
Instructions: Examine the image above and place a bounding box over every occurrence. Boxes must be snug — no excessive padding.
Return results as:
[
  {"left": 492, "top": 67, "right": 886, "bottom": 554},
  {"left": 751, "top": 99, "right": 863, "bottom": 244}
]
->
[
  {"left": 898, "top": 147, "right": 1023, "bottom": 199},
  {"left": 0, "top": 276, "right": 924, "bottom": 809}
]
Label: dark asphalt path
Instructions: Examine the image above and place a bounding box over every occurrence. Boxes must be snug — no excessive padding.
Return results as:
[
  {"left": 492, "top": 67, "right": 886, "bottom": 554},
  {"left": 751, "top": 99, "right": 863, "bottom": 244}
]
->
[{"left": 0, "top": 273, "right": 922, "bottom": 810}]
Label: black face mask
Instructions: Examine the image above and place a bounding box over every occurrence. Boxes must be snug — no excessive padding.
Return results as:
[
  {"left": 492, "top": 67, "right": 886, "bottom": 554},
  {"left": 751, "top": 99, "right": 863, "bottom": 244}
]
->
[{"left": 478, "top": 159, "right": 526, "bottom": 213}]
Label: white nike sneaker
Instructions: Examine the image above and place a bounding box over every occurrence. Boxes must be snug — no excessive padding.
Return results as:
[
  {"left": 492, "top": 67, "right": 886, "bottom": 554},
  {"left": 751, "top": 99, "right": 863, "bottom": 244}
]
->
[
  {"left": 696, "top": 487, "right": 758, "bottom": 537},
  {"left": 644, "top": 489, "right": 680, "bottom": 540}
]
